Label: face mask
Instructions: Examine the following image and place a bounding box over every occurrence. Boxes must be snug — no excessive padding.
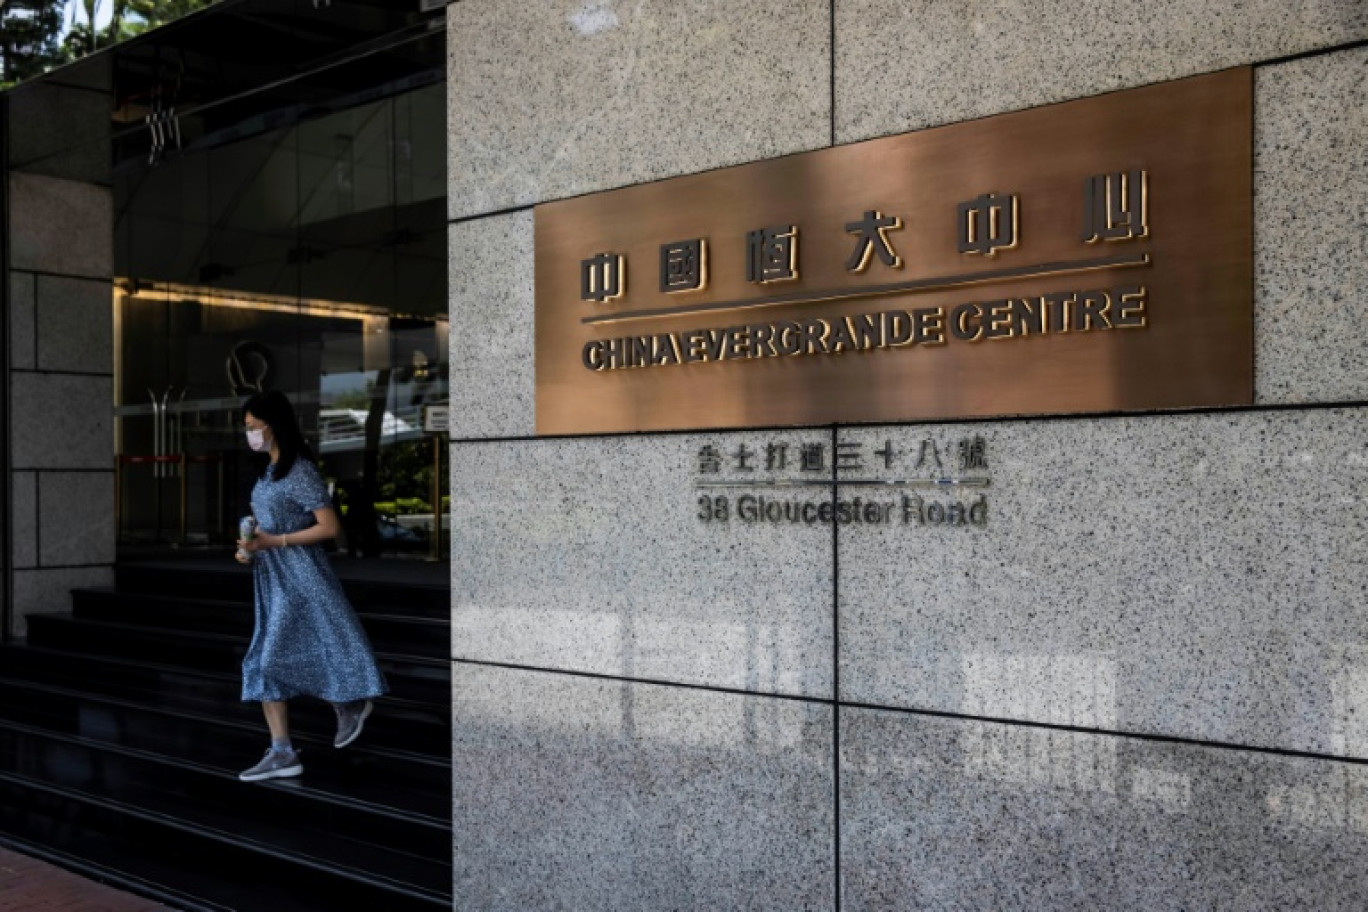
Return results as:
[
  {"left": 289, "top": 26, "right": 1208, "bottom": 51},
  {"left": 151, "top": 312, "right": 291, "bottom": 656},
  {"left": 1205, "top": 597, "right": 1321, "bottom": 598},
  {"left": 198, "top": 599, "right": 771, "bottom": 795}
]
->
[{"left": 246, "top": 428, "right": 269, "bottom": 452}]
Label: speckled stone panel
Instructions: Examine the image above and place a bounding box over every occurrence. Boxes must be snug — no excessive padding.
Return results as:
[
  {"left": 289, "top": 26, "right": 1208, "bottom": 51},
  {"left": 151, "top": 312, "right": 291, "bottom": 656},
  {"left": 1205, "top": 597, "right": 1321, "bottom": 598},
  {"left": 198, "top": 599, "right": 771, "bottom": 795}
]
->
[
  {"left": 9, "top": 272, "right": 35, "bottom": 371},
  {"left": 12, "top": 472, "right": 37, "bottom": 570},
  {"left": 451, "top": 664, "right": 834, "bottom": 911},
  {"left": 834, "top": 0, "right": 1368, "bottom": 143},
  {"left": 36, "top": 276, "right": 113, "bottom": 375},
  {"left": 8, "top": 172, "right": 112, "bottom": 279},
  {"left": 838, "top": 409, "right": 1368, "bottom": 757},
  {"left": 842, "top": 709, "right": 1368, "bottom": 910},
  {"left": 447, "top": 0, "right": 831, "bottom": 218},
  {"left": 1255, "top": 48, "right": 1368, "bottom": 404},
  {"left": 450, "top": 432, "right": 834, "bottom": 697},
  {"left": 39, "top": 472, "right": 116, "bottom": 567},
  {"left": 448, "top": 211, "right": 533, "bottom": 438},
  {"left": 7, "top": 76, "right": 112, "bottom": 184},
  {"left": 11, "top": 374, "right": 113, "bottom": 471},
  {"left": 10, "top": 567, "right": 113, "bottom": 639}
]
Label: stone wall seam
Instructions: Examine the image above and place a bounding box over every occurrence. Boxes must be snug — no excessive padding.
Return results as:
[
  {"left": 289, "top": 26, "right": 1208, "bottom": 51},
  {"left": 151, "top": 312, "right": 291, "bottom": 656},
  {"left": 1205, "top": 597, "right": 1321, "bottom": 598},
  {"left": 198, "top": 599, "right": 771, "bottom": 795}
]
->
[
  {"left": 1252, "top": 36, "right": 1368, "bottom": 69},
  {"left": 447, "top": 202, "right": 534, "bottom": 228},
  {"left": 840, "top": 707, "right": 1368, "bottom": 908},
  {"left": 839, "top": 700, "right": 1368, "bottom": 767},
  {"left": 837, "top": 409, "right": 1368, "bottom": 758},
  {"left": 27, "top": 562, "right": 114, "bottom": 571},
  {"left": 445, "top": 401, "right": 1368, "bottom": 447},
  {"left": 449, "top": 657, "right": 838, "bottom": 708}
]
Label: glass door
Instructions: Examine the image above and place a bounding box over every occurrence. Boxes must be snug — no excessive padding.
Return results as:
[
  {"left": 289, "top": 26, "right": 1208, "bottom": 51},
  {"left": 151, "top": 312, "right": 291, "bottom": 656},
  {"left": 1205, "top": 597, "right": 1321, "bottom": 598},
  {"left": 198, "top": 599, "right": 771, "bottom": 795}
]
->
[{"left": 113, "top": 36, "right": 447, "bottom": 560}]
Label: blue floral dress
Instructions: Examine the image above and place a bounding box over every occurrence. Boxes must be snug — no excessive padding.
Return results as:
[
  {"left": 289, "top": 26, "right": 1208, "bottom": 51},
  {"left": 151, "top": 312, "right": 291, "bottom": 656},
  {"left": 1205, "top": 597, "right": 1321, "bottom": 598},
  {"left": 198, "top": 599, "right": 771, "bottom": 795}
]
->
[{"left": 241, "top": 459, "right": 387, "bottom": 704}]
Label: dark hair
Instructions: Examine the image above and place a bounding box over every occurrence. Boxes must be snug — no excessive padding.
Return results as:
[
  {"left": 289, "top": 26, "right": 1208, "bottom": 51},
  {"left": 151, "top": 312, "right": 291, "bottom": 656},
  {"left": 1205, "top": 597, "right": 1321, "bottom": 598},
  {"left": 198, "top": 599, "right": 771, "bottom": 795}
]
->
[{"left": 241, "top": 390, "right": 315, "bottom": 481}]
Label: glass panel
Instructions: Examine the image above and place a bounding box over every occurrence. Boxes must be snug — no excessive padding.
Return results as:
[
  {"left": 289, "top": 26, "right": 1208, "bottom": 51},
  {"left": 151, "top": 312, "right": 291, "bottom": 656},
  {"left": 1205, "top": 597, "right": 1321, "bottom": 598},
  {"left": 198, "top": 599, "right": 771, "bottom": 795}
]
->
[
  {"left": 114, "top": 125, "right": 212, "bottom": 546},
  {"left": 3, "top": 0, "right": 441, "bottom": 93},
  {"left": 111, "top": 25, "right": 446, "bottom": 560}
]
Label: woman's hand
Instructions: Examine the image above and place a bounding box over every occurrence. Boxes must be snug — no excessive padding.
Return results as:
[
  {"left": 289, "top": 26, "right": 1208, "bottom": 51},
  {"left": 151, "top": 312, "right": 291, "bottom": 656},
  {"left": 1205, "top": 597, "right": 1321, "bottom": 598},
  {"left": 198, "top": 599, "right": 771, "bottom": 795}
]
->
[{"left": 238, "top": 531, "right": 283, "bottom": 553}]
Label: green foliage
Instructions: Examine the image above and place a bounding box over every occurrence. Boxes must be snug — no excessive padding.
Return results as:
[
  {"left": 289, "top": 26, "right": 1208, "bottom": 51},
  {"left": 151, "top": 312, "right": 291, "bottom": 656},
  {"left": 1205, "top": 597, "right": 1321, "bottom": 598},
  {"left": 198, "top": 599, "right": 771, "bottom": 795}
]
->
[
  {"left": 376, "top": 438, "right": 449, "bottom": 506},
  {"left": 1, "top": 1, "right": 68, "bottom": 86},
  {"left": 328, "top": 388, "right": 374, "bottom": 411},
  {"left": 120, "top": 0, "right": 215, "bottom": 35},
  {"left": 373, "top": 497, "right": 433, "bottom": 517},
  {"left": 1, "top": 0, "right": 218, "bottom": 86}
]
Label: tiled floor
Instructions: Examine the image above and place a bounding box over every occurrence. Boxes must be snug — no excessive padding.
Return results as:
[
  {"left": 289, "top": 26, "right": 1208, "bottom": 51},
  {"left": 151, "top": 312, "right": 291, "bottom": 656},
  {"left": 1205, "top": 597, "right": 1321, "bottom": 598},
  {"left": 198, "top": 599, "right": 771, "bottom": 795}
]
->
[{"left": 0, "top": 847, "right": 170, "bottom": 911}]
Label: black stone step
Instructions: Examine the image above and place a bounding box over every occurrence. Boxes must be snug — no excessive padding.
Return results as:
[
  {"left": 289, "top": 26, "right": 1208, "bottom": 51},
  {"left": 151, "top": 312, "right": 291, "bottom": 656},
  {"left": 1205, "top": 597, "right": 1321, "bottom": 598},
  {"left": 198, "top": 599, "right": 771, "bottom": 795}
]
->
[
  {"left": 0, "top": 721, "right": 450, "bottom": 894},
  {"left": 115, "top": 563, "right": 450, "bottom": 618},
  {"left": 0, "top": 678, "right": 451, "bottom": 819},
  {"left": 0, "top": 769, "right": 450, "bottom": 911},
  {"left": 0, "top": 645, "right": 450, "bottom": 758},
  {"left": 71, "top": 588, "right": 449, "bottom": 659},
  {"left": 24, "top": 614, "right": 450, "bottom": 706}
]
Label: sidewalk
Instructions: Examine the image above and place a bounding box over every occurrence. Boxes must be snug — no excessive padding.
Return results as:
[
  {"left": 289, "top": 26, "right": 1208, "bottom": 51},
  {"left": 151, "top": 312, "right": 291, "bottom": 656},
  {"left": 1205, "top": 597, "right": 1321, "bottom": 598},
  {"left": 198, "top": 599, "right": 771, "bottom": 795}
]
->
[{"left": 0, "top": 847, "right": 171, "bottom": 911}]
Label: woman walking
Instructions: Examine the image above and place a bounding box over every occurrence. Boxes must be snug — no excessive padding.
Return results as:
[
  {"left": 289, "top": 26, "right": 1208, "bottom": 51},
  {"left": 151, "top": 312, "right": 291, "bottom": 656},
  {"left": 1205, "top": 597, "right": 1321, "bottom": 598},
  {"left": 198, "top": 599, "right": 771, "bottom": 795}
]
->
[{"left": 234, "top": 390, "right": 387, "bottom": 782}]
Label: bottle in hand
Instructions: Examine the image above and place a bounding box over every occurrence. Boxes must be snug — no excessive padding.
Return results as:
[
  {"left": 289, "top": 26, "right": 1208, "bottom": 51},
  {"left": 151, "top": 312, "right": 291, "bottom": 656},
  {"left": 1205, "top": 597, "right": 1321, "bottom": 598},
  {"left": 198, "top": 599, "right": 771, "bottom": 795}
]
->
[{"left": 237, "top": 515, "right": 257, "bottom": 562}]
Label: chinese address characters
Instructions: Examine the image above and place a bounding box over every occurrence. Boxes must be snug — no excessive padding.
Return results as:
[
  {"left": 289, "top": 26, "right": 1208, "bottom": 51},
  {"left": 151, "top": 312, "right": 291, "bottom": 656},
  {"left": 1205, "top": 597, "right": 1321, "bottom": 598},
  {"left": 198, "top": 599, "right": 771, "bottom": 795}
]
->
[{"left": 694, "top": 435, "right": 993, "bottom": 529}]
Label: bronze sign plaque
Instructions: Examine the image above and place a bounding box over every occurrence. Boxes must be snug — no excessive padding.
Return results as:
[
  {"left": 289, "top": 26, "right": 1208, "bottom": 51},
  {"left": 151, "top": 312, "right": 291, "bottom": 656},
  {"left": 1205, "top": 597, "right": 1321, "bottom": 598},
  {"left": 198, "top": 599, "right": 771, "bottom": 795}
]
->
[{"left": 535, "top": 68, "right": 1252, "bottom": 435}]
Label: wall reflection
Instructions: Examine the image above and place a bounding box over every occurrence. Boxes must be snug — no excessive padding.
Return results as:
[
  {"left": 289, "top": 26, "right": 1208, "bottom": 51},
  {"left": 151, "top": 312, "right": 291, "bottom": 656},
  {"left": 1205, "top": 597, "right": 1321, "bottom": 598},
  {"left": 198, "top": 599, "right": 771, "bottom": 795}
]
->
[
  {"left": 453, "top": 661, "right": 824, "bottom": 757},
  {"left": 1267, "top": 764, "right": 1368, "bottom": 834},
  {"left": 453, "top": 604, "right": 810, "bottom": 707},
  {"left": 1129, "top": 765, "right": 1192, "bottom": 811},
  {"left": 958, "top": 652, "right": 1119, "bottom": 793},
  {"left": 961, "top": 724, "right": 1119, "bottom": 795},
  {"left": 1331, "top": 650, "right": 1368, "bottom": 757},
  {"left": 962, "top": 652, "right": 1118, "bottom": 728}
]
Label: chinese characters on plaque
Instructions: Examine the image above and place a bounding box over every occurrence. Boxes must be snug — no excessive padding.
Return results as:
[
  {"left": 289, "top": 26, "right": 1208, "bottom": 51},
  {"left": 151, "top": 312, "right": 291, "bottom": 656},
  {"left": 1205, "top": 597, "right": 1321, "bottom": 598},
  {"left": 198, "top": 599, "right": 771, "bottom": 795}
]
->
[
  {"left": 535, "top": 68, "right": 1253, "bottom": 434},
  {"left": 694, "top": 436, "right": 992, "bottom": 528},
  {"left": 579, "top": 173, "right": 1146, "bottom": 309}
]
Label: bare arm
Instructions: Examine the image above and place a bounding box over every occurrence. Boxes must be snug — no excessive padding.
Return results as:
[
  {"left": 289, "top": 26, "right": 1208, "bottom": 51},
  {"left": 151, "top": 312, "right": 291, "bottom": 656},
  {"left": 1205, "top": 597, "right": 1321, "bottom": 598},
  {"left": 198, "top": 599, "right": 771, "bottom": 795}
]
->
[{"left": 240, "top": 506, "right": 341, "bottom": 551}]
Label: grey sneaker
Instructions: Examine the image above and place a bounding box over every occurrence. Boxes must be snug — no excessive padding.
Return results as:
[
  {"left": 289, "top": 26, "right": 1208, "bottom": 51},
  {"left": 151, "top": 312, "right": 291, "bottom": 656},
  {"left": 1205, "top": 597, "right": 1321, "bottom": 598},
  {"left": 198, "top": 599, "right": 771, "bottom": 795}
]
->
[
  {"left": 239, "top": 747, "right": 303, "bottom": 782},
  {"left": 333, "top": 699, "right": 373, "bottom": 749}
]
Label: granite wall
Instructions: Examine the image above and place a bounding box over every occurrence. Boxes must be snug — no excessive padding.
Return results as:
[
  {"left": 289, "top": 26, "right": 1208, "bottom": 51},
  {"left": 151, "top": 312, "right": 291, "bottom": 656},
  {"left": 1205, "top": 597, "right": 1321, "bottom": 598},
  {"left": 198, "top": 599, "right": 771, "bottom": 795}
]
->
[
  {"left": 5, "top": 72, "right": 117, "bottom": 638},
  {"left": 446, "top": 1, "right": 1368, "bottom": 907}
]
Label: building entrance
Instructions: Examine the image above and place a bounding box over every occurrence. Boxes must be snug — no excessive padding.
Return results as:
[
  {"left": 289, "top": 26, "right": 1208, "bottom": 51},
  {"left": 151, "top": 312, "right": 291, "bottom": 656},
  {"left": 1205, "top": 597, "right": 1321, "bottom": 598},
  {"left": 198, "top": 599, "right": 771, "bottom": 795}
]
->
[{"left": 111, "top": 19, "right": 447, "bottom": 561}]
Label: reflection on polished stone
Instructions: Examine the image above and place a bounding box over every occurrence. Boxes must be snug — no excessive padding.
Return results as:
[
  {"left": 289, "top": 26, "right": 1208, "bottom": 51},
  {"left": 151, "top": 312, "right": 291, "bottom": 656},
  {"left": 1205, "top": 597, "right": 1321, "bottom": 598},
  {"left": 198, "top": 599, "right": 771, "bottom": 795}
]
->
[
  {"left": 452, "top": 664, "right": 834, "bottom": 911},
  {"left": 962, "top": 653, "right": 1117, "bottom": 729},
  {"left": 838, "top": 410, "right": 1368, "bottom": 757},
  {"left": 450, "top": 432, "right": 834, "bottom": 697},
  {"left": 842, "top": 708, "right": 1368, "bottom": 908},
  {"left": 1330, "top": 651, "right": 1368, "bottom": 757}
]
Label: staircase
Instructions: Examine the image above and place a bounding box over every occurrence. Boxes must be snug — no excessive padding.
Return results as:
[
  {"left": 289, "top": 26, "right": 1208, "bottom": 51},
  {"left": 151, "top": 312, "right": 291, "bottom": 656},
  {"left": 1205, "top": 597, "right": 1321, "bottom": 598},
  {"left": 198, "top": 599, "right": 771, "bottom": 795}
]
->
[{"left": 0, "top": 560, "right": 452, "bottom": 911}]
